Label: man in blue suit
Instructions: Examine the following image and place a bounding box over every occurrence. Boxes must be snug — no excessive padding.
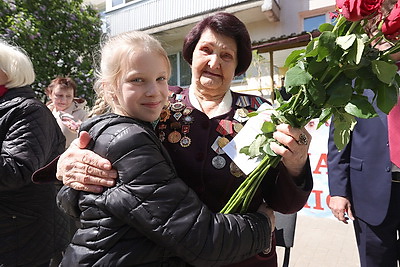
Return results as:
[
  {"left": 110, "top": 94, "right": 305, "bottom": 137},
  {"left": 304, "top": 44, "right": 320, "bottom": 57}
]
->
[
  {"left": 328, "top": 3, "right": 400, "bottom": 265},
  {"left": 328, "top": 13, "right": 400, "bottom": 265},
  {"left": 328, "top": 87, "right": 400, "bottom": 266}
]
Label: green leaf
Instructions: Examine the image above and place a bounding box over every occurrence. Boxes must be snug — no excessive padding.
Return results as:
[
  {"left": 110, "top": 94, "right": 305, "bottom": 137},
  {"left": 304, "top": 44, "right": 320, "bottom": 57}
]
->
[
  {"left": 239, "top": 146, "right": 250, "bottom": 155},
  {"left": 345, "top": 36, "right": 365, "bottom": 64},
  {"left": 247, "top": 135, "right": 267, "bottom": 158},
  {"left": 284, "top": 49, "right": 305, "bottom": 67},
  {"left": 371, "top": 60, "right": 398, "bottom": 84},
  {"left": 319, "top": 23, "right": 334, "bottom": 32},
  {"left": 263, "top": 141, "right": 277, "bottom": 157},
  {"left": 285, "top": 65, "right": 312, "bottom": 87},
  {"left": 317, "top": 31, "right": 336, "bottom": 62},
  {"left": 326, "top": 79, "right": 353, "bottom": 107},
  {"left": 261, "top": 121, "right": 276, "bottom": 133},
  {"left": 376, "top": 84, "right": 399, "bottom": 114},
  {"left": 318, "top": 108, "right": 333, "bottom": 127},
  {"left": 306, "top": 80, "right": 326, "bottom": 107},
  {"left": 336, "top": 34, "right": 356, "bottom": 50},
  {"left": 307, "top": 60, "right": 328, "bottom": 76},
  {"left": 332, "top": 113, "right": 357, "bottom": 151},
  {"left": 247, "top": 111, "right": 258, "bottom": 117},
  {"left": 305, "top": 39, "right": 319, "bottom": 57},
  {"left": 354, "top": 36, "right": 365, "bottom": 64},
  {"left": 344, "top": 95, "right": 377, "bottom": 119}
]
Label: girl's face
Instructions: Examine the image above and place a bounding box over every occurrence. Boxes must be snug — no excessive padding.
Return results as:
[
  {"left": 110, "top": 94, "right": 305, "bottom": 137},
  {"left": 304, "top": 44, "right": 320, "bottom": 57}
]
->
[
  {"left": 50, "top": 85, "right": 74, "bottom": 111},
  {"left": 113, "top": 50, "right": 169, "bottom": 122},
  {"left": 190, "top": 28, "right": 238, "bottom": 95}
]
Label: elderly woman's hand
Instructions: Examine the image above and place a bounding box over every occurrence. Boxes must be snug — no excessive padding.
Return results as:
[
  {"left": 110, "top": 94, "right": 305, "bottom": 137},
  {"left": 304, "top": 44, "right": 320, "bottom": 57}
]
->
[
  {"left": 56, "top": 131, "right": 117, "bottom": 193},
  {"left": 270, "top": 124, "right": 311, "bottom": 177}
]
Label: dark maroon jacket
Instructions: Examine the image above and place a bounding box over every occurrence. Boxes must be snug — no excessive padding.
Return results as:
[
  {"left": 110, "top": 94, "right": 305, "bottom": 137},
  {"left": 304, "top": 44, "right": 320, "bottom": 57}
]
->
[{"left": 159, "top": 86, "right": 313, "bottom": 267}]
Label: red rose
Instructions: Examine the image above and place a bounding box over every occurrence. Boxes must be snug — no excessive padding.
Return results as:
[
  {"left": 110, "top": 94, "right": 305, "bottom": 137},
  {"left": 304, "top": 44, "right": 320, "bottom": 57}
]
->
[
  {"left": 381, "top": 1, "right": 400, "bottom": 40},
  {"left": 337, "top": 0, "right": 384, "bottom": 21}
]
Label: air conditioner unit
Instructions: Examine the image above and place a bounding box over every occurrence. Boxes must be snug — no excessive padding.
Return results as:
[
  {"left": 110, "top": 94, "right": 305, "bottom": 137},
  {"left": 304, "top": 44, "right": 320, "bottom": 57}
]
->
[{"left": 261, "top": 0, "right": 280, "bottom": 22}]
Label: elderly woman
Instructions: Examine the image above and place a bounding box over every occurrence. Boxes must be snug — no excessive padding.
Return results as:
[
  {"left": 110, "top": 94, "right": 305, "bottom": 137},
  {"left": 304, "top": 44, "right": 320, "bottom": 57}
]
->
[
  {"left": 0, "top": 40, "right": 69, "bottom": 266},
  {"left": 34, "top": 12, "right": 313, "bottom": 267}
]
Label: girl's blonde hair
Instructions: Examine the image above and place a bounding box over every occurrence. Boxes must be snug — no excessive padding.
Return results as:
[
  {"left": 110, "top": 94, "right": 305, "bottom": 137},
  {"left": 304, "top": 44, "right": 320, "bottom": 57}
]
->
[
  {"left": 89, "top": 31, "right": 171, "bottom": 117},
  {"left": 0, "top": 39, "right": 35, "bottom": 88}
]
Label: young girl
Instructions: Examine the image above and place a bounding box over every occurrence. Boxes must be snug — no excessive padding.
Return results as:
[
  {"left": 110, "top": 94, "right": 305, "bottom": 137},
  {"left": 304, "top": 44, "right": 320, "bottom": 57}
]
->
[
  {"left": 57, "top": 31, "right": 275, "bottom": 266},
  {"left": 46, "top": 77, "right": 88, "bottom": 148}
]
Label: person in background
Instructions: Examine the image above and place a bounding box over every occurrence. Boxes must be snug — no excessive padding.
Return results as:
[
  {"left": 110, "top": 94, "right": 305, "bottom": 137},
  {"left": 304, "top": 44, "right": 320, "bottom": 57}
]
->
[
  {"left": 328, "top": 1, "right": 400, "bottom": 266},
  {"left": 0, "top": 39, "right": 69, "bottom": 266},
  {"left": 46, "top": 76, "right": 88, "bottom": 148},
  {"left": 278, "top": 77, "right": 292, "bottom": 101},
  {"left": 34, "top": 12, "right": 313, "bottom": 267},
  {"left": 57, "top": 30, "right": 276, "bottom": 266}
]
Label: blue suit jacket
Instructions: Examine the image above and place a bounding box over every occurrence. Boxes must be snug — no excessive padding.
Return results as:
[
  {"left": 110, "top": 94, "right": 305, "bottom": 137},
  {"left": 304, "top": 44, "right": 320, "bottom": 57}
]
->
[{"left": 327, "top": 89, "right": 393, "bottom": 226}]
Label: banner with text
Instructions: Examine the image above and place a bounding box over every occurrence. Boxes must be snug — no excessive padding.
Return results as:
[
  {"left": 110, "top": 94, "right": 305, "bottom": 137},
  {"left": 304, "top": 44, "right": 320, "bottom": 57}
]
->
[{"left": 298, "top": 118, "right": 334, "bottom": 219}]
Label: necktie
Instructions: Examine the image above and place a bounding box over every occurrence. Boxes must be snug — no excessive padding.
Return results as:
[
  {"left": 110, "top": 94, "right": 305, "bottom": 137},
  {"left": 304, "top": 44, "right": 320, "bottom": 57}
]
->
[{"left": 388, "top": 100, "right": 400, "bottom": 167}]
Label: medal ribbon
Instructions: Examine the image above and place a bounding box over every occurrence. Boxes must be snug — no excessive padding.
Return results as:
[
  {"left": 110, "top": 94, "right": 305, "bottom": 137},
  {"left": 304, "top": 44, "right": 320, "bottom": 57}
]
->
[
  {"left": 251, "top": 97, "right": 264, "bottom": 109},
  {"left": 235, "top": 95, "right": 250, "bottom": 107},
  {"left": 216, "top": 119, "right": 233, "bottom": 136}
]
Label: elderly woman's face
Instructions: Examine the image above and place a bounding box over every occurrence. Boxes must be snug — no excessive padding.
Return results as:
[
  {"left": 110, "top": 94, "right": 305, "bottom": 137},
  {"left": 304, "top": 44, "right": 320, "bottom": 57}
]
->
[{"left": 191, "top": 28, "right": 238, "bottom": 93}]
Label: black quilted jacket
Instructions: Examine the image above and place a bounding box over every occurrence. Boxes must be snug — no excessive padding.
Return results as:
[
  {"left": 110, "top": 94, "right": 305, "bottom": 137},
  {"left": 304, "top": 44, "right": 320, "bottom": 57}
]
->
[
  {"left": 57, "top": 114, "right": 272, "bottom": 267},
  {"left": 0, "top": 86, "right": 69, "bottom": 266}
]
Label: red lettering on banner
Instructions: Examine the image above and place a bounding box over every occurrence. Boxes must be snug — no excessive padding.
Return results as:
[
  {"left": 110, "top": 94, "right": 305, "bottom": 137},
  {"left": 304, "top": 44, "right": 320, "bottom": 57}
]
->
[
  {"left": 303, "top": 190, "right": 325, "bottom": 210},
  {"left": 312, "top": 190, "right": 324, "bottom": 210},
  {"left": 313, "top": 153, "right": 328, "bottom": 174}
]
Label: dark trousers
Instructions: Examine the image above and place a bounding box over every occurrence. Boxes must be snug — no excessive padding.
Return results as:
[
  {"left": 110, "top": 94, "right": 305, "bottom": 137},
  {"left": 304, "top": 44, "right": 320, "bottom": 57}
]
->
[{"left": 354, "top": 182, "right": 400, "bottom": 267}]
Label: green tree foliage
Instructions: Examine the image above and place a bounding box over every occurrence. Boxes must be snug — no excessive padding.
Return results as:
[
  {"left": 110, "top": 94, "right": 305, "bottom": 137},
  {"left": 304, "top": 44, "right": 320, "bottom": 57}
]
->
[{"left": 0, "top": 0, "right": 103, "bottom": 106}]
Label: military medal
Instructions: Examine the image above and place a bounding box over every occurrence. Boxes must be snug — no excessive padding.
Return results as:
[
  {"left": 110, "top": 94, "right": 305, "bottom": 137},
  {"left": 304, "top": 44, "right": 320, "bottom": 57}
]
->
[
  {"left": 182, "top": 107, "right": 193, "bottom": 116},
  {"left": 230, "top": 162, "right": 245, "bottom": 178},
  {"left": 159, "top": 131, "right": 166, "bottom": 142},
  {"left": 233, "top": 122, "right": 243, "bottom": 133},
  {"left": 173, "top": 112, "right": 183, "bottom": 121},
  {"left": 211, "top": 137, "right": 226, "bottom": 155},
  {"left": 212, "top": 155, "right": 226, "bottom": 169},
  {"left": 159, "top": 108, "right": 170, "bottom": 122},
  {"left": 216, "top": 119, "right": 233, "bottom": 149},
  {"left": 180, "top": 124, "right": 191, "bottom": 148},
  {"left": 234, "top": 108, "right": 249, "bottom": 123},
  {"left": 182, "top": 115, "right": 194, "bottom": 124},
  {"left": 168, "top": 122, "right": 182, "bottom": 143},
  {"left": 180, "top": 136, "right": 191, "bottom": 147},
  {"left": 217, "top": 137, "right": 230, "bottom": 148},
  {"left": 171, "top": 102, "right": 185, "bottom": 112},
  {"left": 168, "top": 131, "right": 181, "bottom": 143}
]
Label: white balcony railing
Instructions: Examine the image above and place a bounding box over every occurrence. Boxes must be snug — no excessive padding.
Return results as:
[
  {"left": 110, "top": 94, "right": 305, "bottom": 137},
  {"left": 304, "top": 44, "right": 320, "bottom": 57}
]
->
[{"left": 105, "top": 0, "right": 260, "bottom": 35}]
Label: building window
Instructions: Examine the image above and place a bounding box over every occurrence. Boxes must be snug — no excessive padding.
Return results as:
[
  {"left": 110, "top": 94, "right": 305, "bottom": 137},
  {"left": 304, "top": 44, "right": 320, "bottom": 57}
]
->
[
  {"left": 299, "top": 5, "right": 335, "bottom": 32},
  {"left": 168, "top": 53, "right": 191, "bottom": 87},
  {"left": 304, "top": 14, "right": 326, "bottom": 32},
  {"left": 111, "top": 0, "right": 140, "bottom": 7},
  {"left": 112, "top": 0, "right": 123, "bottom": 7}
]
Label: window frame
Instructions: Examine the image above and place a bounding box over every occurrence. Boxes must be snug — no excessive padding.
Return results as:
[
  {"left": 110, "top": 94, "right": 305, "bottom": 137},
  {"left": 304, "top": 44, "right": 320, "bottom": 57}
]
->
[{"left": 298, "top": 5, "right": 336, "bottom": 32}]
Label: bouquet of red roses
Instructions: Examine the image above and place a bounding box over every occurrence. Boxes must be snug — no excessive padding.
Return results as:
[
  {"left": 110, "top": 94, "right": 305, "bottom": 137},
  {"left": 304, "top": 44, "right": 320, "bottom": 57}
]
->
[{"left": 221, "top": 0, "right": 400, "bottom": 214}]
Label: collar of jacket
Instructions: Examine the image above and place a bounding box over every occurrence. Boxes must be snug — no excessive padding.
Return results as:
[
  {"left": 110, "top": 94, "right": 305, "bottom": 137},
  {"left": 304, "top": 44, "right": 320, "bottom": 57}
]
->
[
  {"left": 0, "top": 86, "right": 35, "bottom": 109},
  {"left": 0, "top": 85, "right": 8, "bottom": 97}
]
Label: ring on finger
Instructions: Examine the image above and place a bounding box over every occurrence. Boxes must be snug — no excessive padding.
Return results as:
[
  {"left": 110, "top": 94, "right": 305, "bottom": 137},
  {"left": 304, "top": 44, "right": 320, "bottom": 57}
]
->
[{"left": 297, "top": 133, "right": 308, "bottom": 145}]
